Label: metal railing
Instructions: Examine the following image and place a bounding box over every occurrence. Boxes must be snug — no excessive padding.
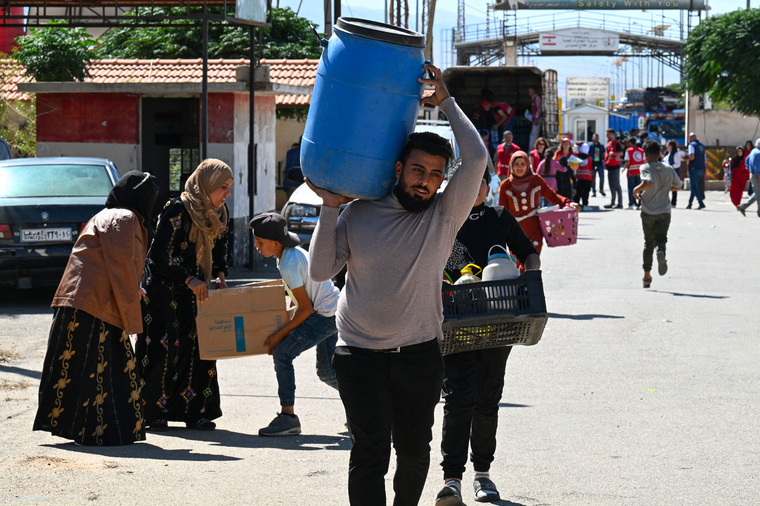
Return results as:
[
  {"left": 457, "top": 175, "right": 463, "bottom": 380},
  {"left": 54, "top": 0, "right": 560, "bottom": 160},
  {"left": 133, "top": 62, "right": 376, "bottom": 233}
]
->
[{"left": 453, "top": 10, "right": 685, "bottom": 45}]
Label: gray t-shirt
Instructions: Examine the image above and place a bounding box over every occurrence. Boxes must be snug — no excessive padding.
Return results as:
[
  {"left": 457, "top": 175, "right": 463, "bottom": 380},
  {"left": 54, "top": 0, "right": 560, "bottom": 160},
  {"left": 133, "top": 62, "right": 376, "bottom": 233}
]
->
[
  {"left": 639, "top": 161, "right": 682, "bottom": 215},
  {"left": 308, "top": 98, "right": 488, "bottom": 349}
]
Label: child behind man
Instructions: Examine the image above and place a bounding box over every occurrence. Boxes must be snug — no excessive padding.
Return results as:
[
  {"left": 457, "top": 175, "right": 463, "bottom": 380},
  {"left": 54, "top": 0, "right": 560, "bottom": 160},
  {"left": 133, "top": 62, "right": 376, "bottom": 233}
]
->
[
  {"left": 249, "top": 212, "right": 340, "bottom": 436},
  {"left": 633, "top": 141, "right": 683, "bottom": 289}
]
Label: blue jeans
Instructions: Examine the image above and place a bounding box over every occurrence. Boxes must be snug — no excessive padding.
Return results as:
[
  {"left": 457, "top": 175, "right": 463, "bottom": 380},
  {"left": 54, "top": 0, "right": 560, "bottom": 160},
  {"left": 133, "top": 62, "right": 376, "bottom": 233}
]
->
[
  {"left": 627, "top": 174, "right": 642, "bottom": 207},
  {"left": 592, "top": 163, "right": 605, "bottom": 193},
  {"left": 688, "top": 168, "right": 705, "bottom": 206},
  {"left": 272, "top": 312, "right": 338, "bottom": 407}
]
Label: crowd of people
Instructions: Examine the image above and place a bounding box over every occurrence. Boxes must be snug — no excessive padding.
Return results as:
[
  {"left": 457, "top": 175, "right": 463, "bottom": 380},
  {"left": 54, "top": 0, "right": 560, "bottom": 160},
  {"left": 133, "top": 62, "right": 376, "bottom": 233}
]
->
[
  {"left": 32, "top": 62, "right": 758, "bottom": 506},
  {"left": 483, "top": 123, "right": 760, "bottom": 218}
]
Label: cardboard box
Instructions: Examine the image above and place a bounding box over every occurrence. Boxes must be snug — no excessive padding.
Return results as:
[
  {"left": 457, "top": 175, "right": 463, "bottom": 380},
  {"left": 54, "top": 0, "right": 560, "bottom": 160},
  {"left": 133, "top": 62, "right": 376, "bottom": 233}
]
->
[{"left": 196, "top": 280, "right": 292, "bottom": 360}]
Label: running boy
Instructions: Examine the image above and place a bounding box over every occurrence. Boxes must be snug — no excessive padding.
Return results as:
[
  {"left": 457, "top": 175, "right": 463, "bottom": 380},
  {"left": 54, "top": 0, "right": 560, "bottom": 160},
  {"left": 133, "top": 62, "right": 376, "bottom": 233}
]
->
[
  {"left": 633, "top": 141, "right": 683, "bottom": 289},
  {"left": 250, "top": 212, "right": 340, "bottom": 436}
]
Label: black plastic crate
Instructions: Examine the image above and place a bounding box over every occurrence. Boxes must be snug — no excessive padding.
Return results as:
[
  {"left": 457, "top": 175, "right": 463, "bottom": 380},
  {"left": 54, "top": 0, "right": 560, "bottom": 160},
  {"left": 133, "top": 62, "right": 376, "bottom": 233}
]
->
[{"left": 440, "top": 270, "right": 548, "bottom": 355}]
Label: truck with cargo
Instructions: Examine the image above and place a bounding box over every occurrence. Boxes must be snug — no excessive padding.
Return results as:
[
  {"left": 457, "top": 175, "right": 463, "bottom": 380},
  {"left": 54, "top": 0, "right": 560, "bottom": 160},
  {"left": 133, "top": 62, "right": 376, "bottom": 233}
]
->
[
  {"left": 608, "top": 112, "right": 686, "bottom": 146},
  {"left": 442, "top": 66, "right": 559, "bottom": 151}
]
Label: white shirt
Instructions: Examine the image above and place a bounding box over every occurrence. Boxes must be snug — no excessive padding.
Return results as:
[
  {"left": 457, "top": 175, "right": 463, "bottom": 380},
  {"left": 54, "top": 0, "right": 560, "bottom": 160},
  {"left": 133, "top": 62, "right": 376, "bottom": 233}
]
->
[{"left": 279, "top": 246, "right": 340, "bottom": 317}]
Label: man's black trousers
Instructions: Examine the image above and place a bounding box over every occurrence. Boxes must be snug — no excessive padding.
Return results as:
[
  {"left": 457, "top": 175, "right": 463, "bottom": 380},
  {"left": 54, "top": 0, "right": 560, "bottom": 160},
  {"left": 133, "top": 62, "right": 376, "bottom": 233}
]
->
[{"left": 333, "top": 339, "right": 444, "bottom": 506}]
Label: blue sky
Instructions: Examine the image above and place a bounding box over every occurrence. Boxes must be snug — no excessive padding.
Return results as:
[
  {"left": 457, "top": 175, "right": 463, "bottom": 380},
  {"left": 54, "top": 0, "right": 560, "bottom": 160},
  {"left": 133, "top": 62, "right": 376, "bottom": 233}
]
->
[{"left": 278, "top": 0, "right": 752, "bottom": 100}]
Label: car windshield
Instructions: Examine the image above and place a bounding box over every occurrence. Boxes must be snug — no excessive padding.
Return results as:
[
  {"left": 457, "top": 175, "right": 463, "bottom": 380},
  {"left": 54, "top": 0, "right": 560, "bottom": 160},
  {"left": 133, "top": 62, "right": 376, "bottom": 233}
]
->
[
  {"left": 0, "top": 163, "right": 113, "bottom": 198},
  {"left": 657, "top": 122, "right": 685, "bottom": 139}
]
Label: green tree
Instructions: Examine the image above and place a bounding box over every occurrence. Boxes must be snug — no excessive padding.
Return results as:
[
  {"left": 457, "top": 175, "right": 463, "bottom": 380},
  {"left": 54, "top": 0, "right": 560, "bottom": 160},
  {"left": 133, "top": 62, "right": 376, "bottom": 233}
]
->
[
  {"left": 12, "top": 21, "right": 93, "bottom": 82},
  {"left": 683, "top": 8, "right": 760, "bottom": 116},
  {"left": 0, "top": 97, "right": 36, "bottom": 156},
  {"left": 96, "top": 7, "right": 323, "bottom": 60}
]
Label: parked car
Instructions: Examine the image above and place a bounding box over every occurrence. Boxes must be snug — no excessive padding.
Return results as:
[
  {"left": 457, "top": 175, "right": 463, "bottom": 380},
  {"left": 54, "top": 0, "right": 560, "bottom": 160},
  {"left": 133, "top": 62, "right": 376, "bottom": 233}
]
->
[
  {"left": 0, "top": 157, "right": 121, "bottom": 289},
  {"left": 281, "top": 120, "right": 498, "bottom": 249}
]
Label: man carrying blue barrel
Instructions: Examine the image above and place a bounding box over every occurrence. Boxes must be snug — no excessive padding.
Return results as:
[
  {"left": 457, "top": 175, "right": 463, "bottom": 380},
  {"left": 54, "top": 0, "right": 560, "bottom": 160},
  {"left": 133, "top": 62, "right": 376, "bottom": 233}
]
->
[{"left": 307, "top": 63, "right": 488, "bottom": 506}]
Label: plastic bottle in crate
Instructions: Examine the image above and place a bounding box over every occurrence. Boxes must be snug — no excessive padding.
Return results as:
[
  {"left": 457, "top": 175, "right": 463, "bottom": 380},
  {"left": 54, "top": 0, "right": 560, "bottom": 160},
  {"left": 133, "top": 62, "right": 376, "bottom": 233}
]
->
[
  {"left": 482, "top": 245, "right": 520, "bottom": 311},
  {"left": 454, "top": 264, "right": 482, "bottom": 285}
]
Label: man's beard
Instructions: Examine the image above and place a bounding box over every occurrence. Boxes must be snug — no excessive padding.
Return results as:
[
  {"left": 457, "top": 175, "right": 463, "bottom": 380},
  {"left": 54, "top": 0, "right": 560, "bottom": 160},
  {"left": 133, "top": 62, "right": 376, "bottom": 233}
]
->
[{"left": 393, "top": 180, "right": 434, "bottom": 213}]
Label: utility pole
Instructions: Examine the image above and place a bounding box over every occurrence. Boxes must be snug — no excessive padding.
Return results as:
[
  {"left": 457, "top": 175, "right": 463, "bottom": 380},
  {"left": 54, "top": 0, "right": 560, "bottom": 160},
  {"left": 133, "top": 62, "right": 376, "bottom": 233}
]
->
[
  {"left": 324, "top": 0, "right": 332, "bottom": 37},
  {"left": 425, "top": 0, "right": 436, "bottom": 62}
]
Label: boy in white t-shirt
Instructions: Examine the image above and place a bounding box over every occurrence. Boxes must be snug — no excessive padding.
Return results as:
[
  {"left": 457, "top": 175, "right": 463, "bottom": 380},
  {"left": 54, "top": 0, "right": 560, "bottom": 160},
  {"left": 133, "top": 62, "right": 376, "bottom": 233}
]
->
[{"left": 250, "top": 212, "right": 340, "bottom": 436}]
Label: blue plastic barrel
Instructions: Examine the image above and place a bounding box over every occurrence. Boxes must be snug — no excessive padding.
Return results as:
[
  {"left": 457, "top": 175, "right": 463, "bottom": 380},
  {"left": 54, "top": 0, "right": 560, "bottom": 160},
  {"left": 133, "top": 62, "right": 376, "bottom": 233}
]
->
[{"left": 300, "top": 18, "right": 426, "bottom": 199}]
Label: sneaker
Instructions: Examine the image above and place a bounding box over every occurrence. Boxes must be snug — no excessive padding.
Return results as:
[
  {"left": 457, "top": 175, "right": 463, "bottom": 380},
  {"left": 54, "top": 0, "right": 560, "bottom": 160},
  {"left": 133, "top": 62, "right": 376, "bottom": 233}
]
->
[
  {"left": 601, "top": 190, "right": 606, "bottom": 197},
  {"left": 686, "top": 204, "right": 692, "bottom": 209},
  {"left": 436, "top": 482, "right": 466, "bottom": 506},
  {"left": 473, "top": 477, "right": 500, "bottom": 502},
  {"left": 259, "top": 413, "right": 301, "bottom": 436},
  {"left": 627, "top": 205, "right": 634, "bottom": 210},
  {"left": 738, "top": 206, "right": 746, "bottom": 217},
  {"left": 615, "top": 204, "right": 623, "bottom": 209},
  {"left": 698, "top": 203, "right": 706, "bottom": 209},
  {"left": 603, "top": 203, "right": 614, "bottom": 209},
  {"left": 657, "top": 250, "right": 668, "bottom": 276},
  {"left": 592, "top": 192, "right": 597, "bottom": 197}
]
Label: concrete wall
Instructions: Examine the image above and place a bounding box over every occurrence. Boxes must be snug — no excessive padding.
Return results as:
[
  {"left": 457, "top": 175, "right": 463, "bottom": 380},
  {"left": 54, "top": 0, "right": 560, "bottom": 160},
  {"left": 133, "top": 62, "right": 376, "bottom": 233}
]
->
[
  {"left": 688, "top": 101, "right": 760, "bottom": 148},
  {"left": 231, "top": 93, "right": 277, "bottom": 266},
  {"left": 275, "top": 117, "right": 306, "bottom": 184},
  {"left": 35, "top": 142, "right": 140, "bottom": 175}
]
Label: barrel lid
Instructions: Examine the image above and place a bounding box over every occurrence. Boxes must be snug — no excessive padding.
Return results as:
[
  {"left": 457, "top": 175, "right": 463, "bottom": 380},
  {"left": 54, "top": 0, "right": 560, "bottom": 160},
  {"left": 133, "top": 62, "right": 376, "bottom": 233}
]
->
[{"left": 335, "top": 17, "right": 425, "bottom": 48}]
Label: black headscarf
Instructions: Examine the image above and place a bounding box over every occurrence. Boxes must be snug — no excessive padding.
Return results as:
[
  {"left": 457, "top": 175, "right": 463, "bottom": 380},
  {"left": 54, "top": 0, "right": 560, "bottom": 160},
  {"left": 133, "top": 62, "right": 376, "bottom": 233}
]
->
[
  {"left": 106, "top": 171, "right": 160, "bottom": 229},
  {"left": 731, "top": 147, "right": 745, "bottom": 168}
]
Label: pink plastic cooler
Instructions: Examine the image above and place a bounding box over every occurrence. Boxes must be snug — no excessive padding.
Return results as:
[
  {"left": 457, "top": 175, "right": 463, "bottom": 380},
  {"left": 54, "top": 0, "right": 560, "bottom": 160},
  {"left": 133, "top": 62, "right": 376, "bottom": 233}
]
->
[{"left": 538, "top": 206, "right": 578, "bottom": 247}]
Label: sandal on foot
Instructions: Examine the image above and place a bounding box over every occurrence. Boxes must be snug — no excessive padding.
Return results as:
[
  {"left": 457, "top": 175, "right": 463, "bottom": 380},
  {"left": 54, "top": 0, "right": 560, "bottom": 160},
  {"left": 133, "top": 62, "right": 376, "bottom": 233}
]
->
[
  {"left": 436, "top": 485, "right": 466, "bottom": 506},
  {"left": 643, "top": 275, "right": 652, "bottom": 288},
  {"left": 657, "top": 250, "right": 668, "bottom": 276},
  {"left": 148, "top": 419, "right": 168, "bottom": 431},
  {"left": 473, "top": 477, "right": 500, "bottom": 502},
  {"left": 187, "top": 418, "right": 216, "bottom": 431}
]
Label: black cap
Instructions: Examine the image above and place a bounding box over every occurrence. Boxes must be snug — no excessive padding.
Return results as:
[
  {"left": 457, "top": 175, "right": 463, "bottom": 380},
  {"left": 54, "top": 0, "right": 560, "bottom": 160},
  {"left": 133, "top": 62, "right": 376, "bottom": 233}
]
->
[{"left": 249, "top": 212, "right": 300, "bottom": 248}]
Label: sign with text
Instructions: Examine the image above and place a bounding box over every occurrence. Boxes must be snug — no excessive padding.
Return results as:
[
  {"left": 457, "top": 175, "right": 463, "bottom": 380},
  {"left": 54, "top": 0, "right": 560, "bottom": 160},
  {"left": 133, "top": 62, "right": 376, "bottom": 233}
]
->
[
  {"left": 567, "top": 77, "right": 610, "bottom": 100},
  {"left": 540, "top": 28, "right": 619, "bottom": 53},
  {"left": 236, "top": 0, "right": 268, "bottom": 25},
  {"left": 494, "top": 0, "right": 706, "bottom": 10}
]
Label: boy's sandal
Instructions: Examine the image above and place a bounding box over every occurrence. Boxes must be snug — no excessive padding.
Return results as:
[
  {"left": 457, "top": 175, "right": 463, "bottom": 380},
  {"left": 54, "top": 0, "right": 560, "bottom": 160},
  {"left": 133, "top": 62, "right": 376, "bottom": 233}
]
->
[{"left": 642, "top": 275, "right": 652, "bottom": 288}]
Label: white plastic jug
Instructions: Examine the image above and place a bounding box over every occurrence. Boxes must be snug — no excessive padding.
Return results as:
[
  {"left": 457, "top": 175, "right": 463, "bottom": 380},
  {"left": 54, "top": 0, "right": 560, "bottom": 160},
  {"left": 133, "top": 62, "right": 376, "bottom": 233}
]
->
[
  {"left": 454, "top": 263, "right": 482, "bottom": 285},
  {"left": 482, "top": 245, "right": 520, "bottom": 281}
]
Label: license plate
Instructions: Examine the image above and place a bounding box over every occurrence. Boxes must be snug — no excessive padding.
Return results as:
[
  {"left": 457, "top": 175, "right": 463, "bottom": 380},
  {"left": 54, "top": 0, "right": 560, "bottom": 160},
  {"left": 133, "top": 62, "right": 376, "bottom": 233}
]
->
[{"left": 21, "top": 228, "right": 72, "bottom": 242}]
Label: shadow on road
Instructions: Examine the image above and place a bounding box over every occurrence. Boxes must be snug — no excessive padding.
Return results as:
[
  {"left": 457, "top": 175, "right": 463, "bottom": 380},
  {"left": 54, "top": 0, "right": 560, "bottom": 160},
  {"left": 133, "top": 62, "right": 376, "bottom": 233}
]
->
[
  {"left": 651, "top": 290, "right": 729, "bottom": 299},
  {"left": 0, "top": 364, "right": 42, "bottom": 380},
  {"left": 497, "top": 402, "right": 531, "bottom": 409},
  {"left": 0, "top": 287, "right": 55, "bottom": 316},
  {"left": 548, "top": 313, "right": 625, "bottom": 320},
  {"left": 41, "top": 441, "right": 243, "bottom": 461},
  {"left": 151, "top": 428, "right": 351, "bottom": 451}
]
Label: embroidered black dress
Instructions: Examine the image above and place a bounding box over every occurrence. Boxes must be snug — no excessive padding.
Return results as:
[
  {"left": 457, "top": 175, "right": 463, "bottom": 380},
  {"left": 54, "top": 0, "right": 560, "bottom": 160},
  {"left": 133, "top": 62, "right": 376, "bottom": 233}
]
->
[
  {"left": 33, "top": 308, "right": 145, "bottom": 445},
  {"left": 136, "top": 199, "right": 228, "bottom": 425}
]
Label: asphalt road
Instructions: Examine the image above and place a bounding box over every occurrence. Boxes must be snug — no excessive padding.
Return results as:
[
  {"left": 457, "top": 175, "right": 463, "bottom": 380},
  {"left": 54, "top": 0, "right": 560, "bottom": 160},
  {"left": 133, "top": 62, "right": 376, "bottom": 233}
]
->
[{"left": 1, "top": 190, "right": 758, "bottom": 505}]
